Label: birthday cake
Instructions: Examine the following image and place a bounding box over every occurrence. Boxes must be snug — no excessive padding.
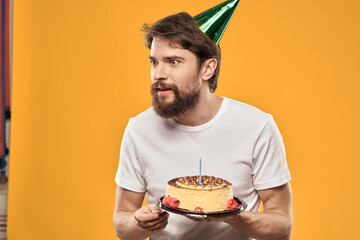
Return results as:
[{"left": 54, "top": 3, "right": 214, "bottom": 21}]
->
[{"left": 162, "top": 175, "right": 238, "bottom": 213}]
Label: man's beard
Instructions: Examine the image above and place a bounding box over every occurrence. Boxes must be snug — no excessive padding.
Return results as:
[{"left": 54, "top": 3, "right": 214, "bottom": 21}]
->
[{"left": 151, "top": 81, "right": 200, "bottom": 118}]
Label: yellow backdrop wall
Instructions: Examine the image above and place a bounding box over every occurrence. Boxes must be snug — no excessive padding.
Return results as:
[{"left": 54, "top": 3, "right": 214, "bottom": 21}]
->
[{"left": 7, "top": 0, "right": 360, "bottom": 239}]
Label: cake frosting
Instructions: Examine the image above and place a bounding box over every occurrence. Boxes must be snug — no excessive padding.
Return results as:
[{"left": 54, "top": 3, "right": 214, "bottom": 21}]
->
[{"left": 163, "top": 175, "right": 237, "bottom": 213}]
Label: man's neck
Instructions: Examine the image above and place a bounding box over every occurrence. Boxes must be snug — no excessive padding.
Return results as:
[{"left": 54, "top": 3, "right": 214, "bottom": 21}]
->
[{"left": 173, "top": 88, "right": 223, "bottom": 127}]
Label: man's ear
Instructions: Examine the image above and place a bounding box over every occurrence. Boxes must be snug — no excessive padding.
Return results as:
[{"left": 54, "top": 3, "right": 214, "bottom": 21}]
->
[{"left": 201, "top": 58, "right": 217, "bottom": 81}]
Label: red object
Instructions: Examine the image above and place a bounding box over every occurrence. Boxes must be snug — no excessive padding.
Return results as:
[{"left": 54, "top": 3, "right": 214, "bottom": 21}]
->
[
  {"left": 0, "top": 0, "right": 10, "bottom": 162},
  {"left": 1, "top": 0, "right": 10, "bottom": 111},
  {"left": 162, "top": 195, "right": 172, "bottom": 206},
  {"left": 162, "top": 195, "right": 180, "bottom": 208},
  {"left": 170, "top": 198, "right": 180, "bottom": 208},
  {"left": 227, "top": 199, "right": 239, "bottom": 210},
  {"left": 194, "top": 207, "right": 204, "bottom": 213}
]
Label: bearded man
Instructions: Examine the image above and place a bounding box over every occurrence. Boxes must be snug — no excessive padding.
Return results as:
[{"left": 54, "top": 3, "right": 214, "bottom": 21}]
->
[{"left": 113, "top": 9, "right": 292, "bottom": 240}]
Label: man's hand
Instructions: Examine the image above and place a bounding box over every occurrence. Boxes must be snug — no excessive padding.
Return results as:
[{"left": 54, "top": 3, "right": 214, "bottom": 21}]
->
[
  {"left": 114, "top": 187, "right": 169, "bottom": 240},
  {"left": 133, "top": 204, "right": 169, "bottom": 235}
]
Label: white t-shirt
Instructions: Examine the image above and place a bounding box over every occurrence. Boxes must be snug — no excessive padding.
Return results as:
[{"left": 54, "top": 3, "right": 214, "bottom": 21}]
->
[{"left": 115, "top": 97, "right": 291, "bottom": 240}]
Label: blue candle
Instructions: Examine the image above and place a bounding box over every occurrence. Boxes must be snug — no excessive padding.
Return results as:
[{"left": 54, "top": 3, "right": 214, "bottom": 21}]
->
[{"left": 198, "top": 158, "right": 202, "bottom": 184}]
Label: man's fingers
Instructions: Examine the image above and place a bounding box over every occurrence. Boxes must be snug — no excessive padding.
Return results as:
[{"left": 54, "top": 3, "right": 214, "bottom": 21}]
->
[
  {"left": 134, "top": 206, "right": 161, "bottom": 222},
  {"left": 144, "top": 213, "right": 169, "bottom": 231},
  {"left": 134, "top": 205, "right": 169, "bottom": 232},
  {"left": 148, "top": 204, "right": 162, "bottom": 214},
  {"left": 134, "top": 213, "right": 158, "bottom": 223},
  {"left": 148, "top": 219, "right": 168, "bottom": 233},
  {"left": 136, "top": 211, "right": 169, "bottom": 228}
]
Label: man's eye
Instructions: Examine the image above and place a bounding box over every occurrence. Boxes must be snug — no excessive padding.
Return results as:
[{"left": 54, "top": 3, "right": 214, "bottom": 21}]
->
[
  {"left": 150, "top": 60, "right": 158, "bottom": 65},
  {"left": 170, "top": 60, "right": 179, "bottom": 64}
]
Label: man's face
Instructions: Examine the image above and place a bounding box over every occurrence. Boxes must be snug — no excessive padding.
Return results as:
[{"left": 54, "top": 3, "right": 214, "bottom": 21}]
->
[{"left": 149, "top": 37, "right": 202, "bottom": 118}]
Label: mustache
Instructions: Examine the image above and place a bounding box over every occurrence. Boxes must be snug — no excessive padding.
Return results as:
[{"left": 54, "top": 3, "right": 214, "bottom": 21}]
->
[
  {"left": 151, "top": 81, "right": 180, "bottom": 99},
  {"left": 151, "top": 81, "right": 175, "bottom": 90},
  {"left": 151, "top": 81, "right": 180, "bottom": 96}
]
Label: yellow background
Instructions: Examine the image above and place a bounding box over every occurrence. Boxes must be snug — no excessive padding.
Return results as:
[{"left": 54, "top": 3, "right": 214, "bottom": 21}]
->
[{"left": 7, "top": 0, "right": 360, "bottom": 239}]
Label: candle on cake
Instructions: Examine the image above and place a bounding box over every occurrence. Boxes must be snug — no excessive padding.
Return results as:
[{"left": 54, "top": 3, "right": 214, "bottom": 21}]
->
[{"left": 198, "top": 158, "right": 202, "bottom": 184}]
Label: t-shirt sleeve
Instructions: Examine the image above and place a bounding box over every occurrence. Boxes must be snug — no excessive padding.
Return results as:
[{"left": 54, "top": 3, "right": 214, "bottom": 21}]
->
[
  {"left": 115, "top": 119, "right": 146, "bottom": 193},
  {"left": 252, "top": 116, "right": 291, "bottom": 190}
]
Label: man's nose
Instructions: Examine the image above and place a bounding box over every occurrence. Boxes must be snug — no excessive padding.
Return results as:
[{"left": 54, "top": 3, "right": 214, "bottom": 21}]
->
[{"left": 153, "top": 63, "right": 168, "bottom": 81}]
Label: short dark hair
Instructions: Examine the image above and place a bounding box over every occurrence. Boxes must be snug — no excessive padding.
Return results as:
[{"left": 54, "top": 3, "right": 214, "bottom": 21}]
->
[{"left": 142, "top": 12, "right": 221, "bottom": 93}]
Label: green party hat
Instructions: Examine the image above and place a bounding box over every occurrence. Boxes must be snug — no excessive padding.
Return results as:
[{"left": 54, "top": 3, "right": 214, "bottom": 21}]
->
[{"left": 194, "top": 0, "right": 240, "bottom": 44}]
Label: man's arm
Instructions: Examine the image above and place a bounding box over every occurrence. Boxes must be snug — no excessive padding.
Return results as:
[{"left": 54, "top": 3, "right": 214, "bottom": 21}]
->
[
  {"left": 225, "top": 183, "right": 293, "bottom": 240},
  {"left": 113, "top": 186, "right": 169, "bottom": 240},
  {"left": 188, "top": 183, "right": 292, "bottom": 240}
]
